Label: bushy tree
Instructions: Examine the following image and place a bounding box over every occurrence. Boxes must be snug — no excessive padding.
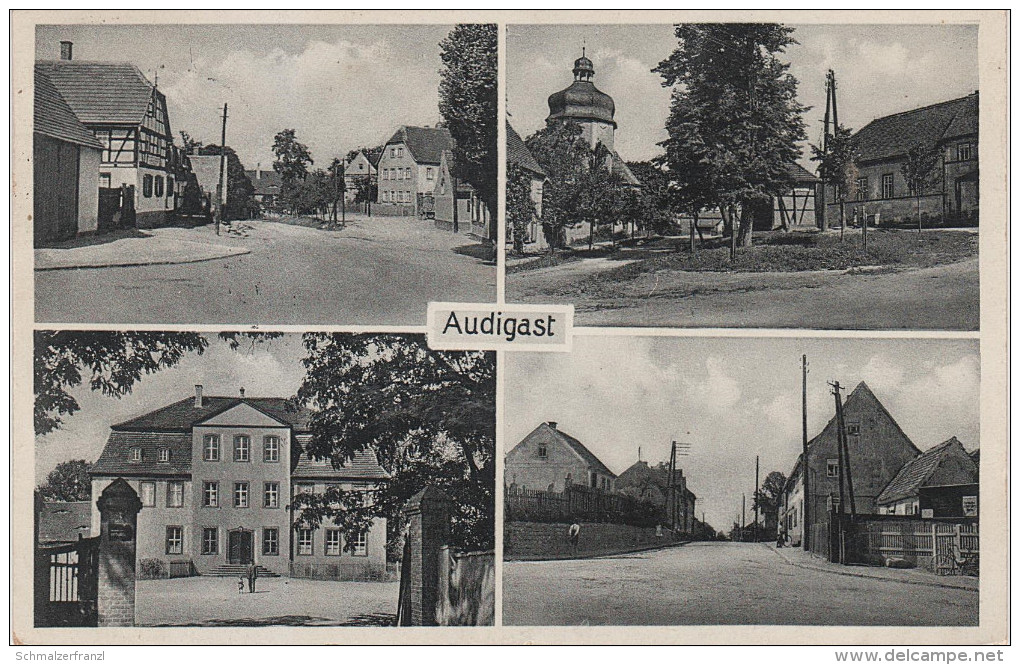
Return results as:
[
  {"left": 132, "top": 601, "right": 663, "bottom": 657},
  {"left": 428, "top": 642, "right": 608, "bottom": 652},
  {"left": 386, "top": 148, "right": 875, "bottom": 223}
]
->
[
  {"left": 506, "top": 161, "right": 536, "bottom": 254},
  {"left": 524, "top": 121, "right": 587, "bottom": 250},
  {"left": 294, "top": 334, "right": 495, "bottom": 555},
  {"left": 902, "top": 140, "right": 943, "bottom": 233},
  {"left": 38, "top": 459, "right": 92, "bottom": 502},
  {"left": 753, "top": 470, "right": 787, "bottom": 530},
  {"left": 272, "top": 129, "right": 313, "bottom": 212},
  {"left": 655, "top": 23, "right": 808, "bottom": 250},
  {"left": 577, "top": 142, "right": 624, "bottom": 249},
  {"left": 439, "top": 24, "right": 498, "bottom": 239},
  {"left": 811, "top": 124, "right": 858, "bottom": 235}
]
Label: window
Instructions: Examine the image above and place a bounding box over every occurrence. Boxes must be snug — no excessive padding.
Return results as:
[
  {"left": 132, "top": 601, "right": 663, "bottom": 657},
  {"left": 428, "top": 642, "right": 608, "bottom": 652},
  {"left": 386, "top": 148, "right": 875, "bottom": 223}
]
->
[
  {"left": 234, "top": 435, "right": 250, "bottom": 462},
  {"left": 263, "top": 436, "right": 280, "bottom": 462},
  {"left": 426, "top": 167, "right": 434, "bottom": 181},
  {"left": 397, "top": 147, "right": 404, "bottom": 158},
  {"left": 325, "top": 529, "right": 342, "bottom": 556},
  {"left": 263, "top": 528, "right": 279, "bottom": 555},
  {"left": 958, "top": 143, "right": 973, "bottom": 161},
  {"left": 130, "top": 447, "right": 142, "bottom": 462},
  {"left": 263, "top": 482, "right": 279, "bottom": 508},
  {"left": 202, "top": 528, "right": 218, "bottom": 555},
  {"left": 234, "top": 482, "right": 249, "bottom": 508},
  {"left": 881, "top": 173, "right": 894, "bottom": 199},
  {"left": 142, "top": 174, "right": 153, "bottom": 197},
  {"left": 405, "top": 191, "right": 411, "bottom": 204},
  {"left": 203, "top": 481, "right": 219, "bottom": 507},
  {"left": 351, "top": 531, "right": 367, "bottom": 557},
  {"left": 537, "top": 443, "right": 547, "bottom": 459},
  {"left": 154, "top": 175, "right": 164, "bottom": 197},
  {"left": 99, "top": 173, "right": 111, "bottom": 188},
  {"left": 826, "top": 459, "right": 840, "bottom": 478},
  {"left": 165, "top": 526, "right": 183, "bottom": 555},
  {"left": 203, "top": 435, "right": 220, "bottom": 461},
  {"left": 158, "top": 448, "right": 170, "bottom": 463},
  {"left": 297, "top": 528, "right": 313, "bottom": 555},
  {"left": 167, "top": 481, "right": 184, "bottom": 507},
  {"left": 856, "top": 177, "right": 868, "bottom": 201},
  {"left": 404, "top": 168, "right": 411, "bottom": 180},
  {"left": 390, "top": 148, "right": 396, "bottom": 158},
  {"left": 140, "top": 481, "right": 155, "bottom": 507},
  {"left": 846, "top": 422, "right": 861, "bottom": 437},
  {"left": 167, "top": 176, "right": 174, "bottom": 195}
]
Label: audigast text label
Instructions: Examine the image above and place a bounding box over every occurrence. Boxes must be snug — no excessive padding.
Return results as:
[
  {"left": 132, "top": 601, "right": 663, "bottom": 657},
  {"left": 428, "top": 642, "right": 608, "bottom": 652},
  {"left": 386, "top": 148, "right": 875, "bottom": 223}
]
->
[{"left": 427, "top": 302, "right": 574, "bottom": 352}]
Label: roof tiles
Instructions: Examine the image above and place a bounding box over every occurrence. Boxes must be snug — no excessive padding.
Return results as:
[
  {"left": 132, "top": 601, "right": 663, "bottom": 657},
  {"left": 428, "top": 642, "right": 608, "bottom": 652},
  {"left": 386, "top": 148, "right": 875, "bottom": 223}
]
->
[{"left": 35, "top": 60, "right": 155, "bottom": 126}]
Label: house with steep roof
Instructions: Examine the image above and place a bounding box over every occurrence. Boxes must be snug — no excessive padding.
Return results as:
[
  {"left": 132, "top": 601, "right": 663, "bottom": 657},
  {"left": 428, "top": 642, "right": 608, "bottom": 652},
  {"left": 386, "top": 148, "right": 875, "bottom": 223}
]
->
[
  {"left": 376, "top": 125, "right": 454, "bottom": 215},
  {"left": 876, "top": 436, "right": 978, "bottom": 518},
  {"left": 344, "top": 148, "right": 381, "bottom": 202},
  {"left": 33, "top": 67, "right": 104, "bottom": 246},
  {"left": 245, "top": 167, "right": 284, "bottom": 212},
  {"left": 825, "top": 91, "right": 979, "bottom": 226},
  {"left": 89, "top": 385, "right": 388, "bottom": 580},
  {"left": 779, "top": 382, "right": 921, "bottom": 549},
  {"left": 507, "top": 122, "right": 553, "bottom": 249},
  {"left": 616, "top": 460, "right": 697, "bottom": 535},
  {"left": 37, "top": 43, "right": 180, "bottom": 230},
  {"left": 505, "top": 422, "right": 616, "bottom": 493}
]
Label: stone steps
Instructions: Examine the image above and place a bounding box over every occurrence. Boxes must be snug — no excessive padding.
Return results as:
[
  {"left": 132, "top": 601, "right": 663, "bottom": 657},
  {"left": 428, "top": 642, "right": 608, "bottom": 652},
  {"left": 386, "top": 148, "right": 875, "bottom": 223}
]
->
[{"left": 205, "top": 564, "right": 280, "bottom": 578}]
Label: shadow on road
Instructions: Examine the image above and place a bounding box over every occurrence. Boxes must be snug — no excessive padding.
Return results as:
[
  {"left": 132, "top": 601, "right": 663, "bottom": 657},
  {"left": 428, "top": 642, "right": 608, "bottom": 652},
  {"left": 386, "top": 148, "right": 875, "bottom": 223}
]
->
[
  {"left": 452, "top": 243, "right": 495, "bottom": 265},
  {"left": 145, "top": 613, "right": 395, "bottom": 627},
  {"left": 37, "top": 228, "right": 153, "bottom": 250}
]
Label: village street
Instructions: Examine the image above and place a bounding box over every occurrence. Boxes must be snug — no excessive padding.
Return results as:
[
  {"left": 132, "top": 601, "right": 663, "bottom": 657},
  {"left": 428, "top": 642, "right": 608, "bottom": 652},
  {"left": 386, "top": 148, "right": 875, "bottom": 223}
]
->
[
  {"left": 35, "top": 215, "right": 495, "bottom": 325},
  {"left": 503, "top": 542, "right": 978, "bottom": 626},
  {"left": 508, "top": 257, "right": 978, "bottom": 330}
]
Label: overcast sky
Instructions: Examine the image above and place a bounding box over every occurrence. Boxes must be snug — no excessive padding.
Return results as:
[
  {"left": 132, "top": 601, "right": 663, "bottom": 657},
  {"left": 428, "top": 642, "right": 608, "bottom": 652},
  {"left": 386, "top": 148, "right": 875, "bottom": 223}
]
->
[
  {"left": 505, "top": 336, "right": 979, "bottom": 532},
  {"left": 35, "top": 334, "right": 308, "bottom": 484},
  {"left": 508, "top": 23, "right": 979, "bottom": 164},
  {"left": 36, "top": 24, "right": 454, "bottom": 170}
]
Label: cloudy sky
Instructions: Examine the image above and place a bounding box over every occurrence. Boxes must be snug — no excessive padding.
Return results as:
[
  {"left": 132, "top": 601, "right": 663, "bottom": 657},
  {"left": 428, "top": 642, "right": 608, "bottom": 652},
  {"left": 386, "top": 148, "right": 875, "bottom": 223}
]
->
[
  {"left": 36, "top": 24, "right": 454, "bottom": 170},
  {"left": 35, "top": 334, "right": 308, "bottom": 484},
  {"left": 505, "top": 336, "right": 979, "bottom": 531},
  {"left": 508, "top": 23, "right": 979, "bottom": 164}
]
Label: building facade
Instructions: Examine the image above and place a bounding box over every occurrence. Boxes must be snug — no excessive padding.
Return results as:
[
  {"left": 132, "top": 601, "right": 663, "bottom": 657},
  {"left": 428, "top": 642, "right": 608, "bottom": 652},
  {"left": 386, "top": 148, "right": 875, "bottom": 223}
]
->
[
  {"left": 33, "top": 68, "right": 104, "bottom": 246},
  {"left": 432, "top": 150, "right": 491, "bottom": 239},
  {"left": 38, "top": 44, "right": 180, "bottom": 229},
  {"left": 505, "top": 422, "right": 616, "bottom": 493},
  {"left": 875, "top": 436, "right": 978, "bottom": 517},
  {"left": 344, "top": 149, "right": 380, "bottom": 203},
  {"left": 780, "top": 382, "right": 922, "bottom": 547},
  {"left": 824, "top": 92, "right": 979, "bottom": 226},
  {"left": 616, "top": 460, "right": 697, "bottom": 535},
  {"left": 507, "top": 122, "right": 548, "bottom": 249},
  {"left": 376, "top": 125, "right": 453, "bottom": 215},
  {"left": 89, "top": 387, "right": 388, "bottom": 580}
]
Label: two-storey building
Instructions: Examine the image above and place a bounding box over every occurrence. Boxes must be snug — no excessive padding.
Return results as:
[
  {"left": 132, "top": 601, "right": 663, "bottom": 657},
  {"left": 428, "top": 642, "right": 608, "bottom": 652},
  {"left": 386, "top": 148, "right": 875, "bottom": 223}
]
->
[
  {"left": 376, "top": 125, "right": 453, "bottom": 215},
  {"left": 505, "top": 422, "right": 616, "bottom": 493},
  {"left": 89, "top": 386, "right": 388, "bottom": 580}
]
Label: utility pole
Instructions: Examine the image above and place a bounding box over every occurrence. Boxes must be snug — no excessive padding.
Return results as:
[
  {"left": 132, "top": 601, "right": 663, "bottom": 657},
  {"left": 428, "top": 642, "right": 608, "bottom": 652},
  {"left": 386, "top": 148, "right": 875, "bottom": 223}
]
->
[
  {"left": 741, "top": 494, "right": 746, "bottom": 543},
  {"left": 754, "top": 455, "right": 760, "bottom": 542},
  {"left": 216, "top": 102, "right": 228, "bottom": 236},
  {"left": 832, "top": 383, "right": 857, "bottom": 518},
  {"left": 802, "top": 354, "right": 810, "bottom": 551}
]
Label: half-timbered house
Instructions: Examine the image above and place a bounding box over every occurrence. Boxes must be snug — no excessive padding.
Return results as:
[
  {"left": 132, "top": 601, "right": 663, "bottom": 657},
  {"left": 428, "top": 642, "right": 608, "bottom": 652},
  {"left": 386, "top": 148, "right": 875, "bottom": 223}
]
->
[{"left": 37, "top": 43, "right": 179, "bottom": 229}]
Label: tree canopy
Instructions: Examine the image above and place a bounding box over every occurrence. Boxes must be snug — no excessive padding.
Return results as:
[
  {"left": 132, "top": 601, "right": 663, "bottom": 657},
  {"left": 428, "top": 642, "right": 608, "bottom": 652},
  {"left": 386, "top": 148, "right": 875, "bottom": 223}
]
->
[
  {"left": 655, "top": 23, "right": 808, "bottom": 246},
  {"left": 38, "top": 459, "right": 92, "bottom": 502},
  {"left": 438, "top": 24, "right": 498, "bottom": 236},
  {"left": 272, "top": 129, "right": 314, "bottom": 211},
  {"left": 506, "top": 161, "right": 536, "bottom": 254},
  {"left": 524, "top": 121, "right": 587, "bottom": 249}
]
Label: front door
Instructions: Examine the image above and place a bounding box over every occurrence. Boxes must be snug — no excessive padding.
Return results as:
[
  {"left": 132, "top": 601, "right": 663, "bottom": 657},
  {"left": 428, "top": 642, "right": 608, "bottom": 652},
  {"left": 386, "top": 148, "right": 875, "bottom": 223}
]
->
[{"left": 228, "top": 530, "right": 253, "bottom": 564}]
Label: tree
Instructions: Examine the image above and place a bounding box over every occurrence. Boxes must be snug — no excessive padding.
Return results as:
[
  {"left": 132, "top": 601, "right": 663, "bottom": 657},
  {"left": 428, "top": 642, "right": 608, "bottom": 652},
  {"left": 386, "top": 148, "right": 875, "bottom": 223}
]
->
[
  {"left": 811, "top": 124, "right": 858, "bottom": 238},
  {"left": 506, "top": 161, "right": 536, "bottom": 254},
  {"left": 524, "top": 121, "right": 587, "bottom": 250},
  {"left": 34, "top": 331, "right": 209, "bottom": 435},
  {"left": 438, "top": 24, "right": 498, "bottom": 240},
  {"left": 577, "top": 142, "right": 624, "bottom": 250},
  {"left": 753, "top": 470, "right": 787, "bottom": 531},
  {"left": 655, "top": 23, "right": 808, "bottom": 250},
  {"left": 272, "top": 129, "right": 313, "bottom": 212},
  {"left": 197, "top": 144, "right": 255, "bottom": 221},
  {"left": 326, "top": 157, "right": 346, "bottom": 226},
  {"left": 901, "top": 140, "right": 943, "bottom": 233},
  {"left": 625, "top": 161, "right": 674, "bottom": 237},
  {"left": 38, "top": 459, "right": 92, "bottom": 501},
  {"left": 295, "top": 334, "right": 495, "bottom": 554}
]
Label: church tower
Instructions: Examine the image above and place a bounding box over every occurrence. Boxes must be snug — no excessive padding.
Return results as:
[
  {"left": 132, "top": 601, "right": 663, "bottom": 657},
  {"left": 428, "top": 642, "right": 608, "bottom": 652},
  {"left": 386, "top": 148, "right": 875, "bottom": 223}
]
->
[{"left": 546, "top": 49, "right": 617, "bottom": 152}]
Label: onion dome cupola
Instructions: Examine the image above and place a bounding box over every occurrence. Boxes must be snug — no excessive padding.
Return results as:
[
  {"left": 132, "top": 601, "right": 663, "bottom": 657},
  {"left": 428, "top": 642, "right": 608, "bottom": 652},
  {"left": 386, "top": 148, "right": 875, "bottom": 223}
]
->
[{"left": 546, "top": 49, "right": 617, "bottom": 128}]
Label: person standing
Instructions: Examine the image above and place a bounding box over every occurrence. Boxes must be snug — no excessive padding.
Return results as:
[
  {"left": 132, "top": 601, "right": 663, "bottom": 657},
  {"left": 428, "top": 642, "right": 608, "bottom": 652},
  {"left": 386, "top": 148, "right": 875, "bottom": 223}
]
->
[
  {"left": 568, "top": 522, "right": 581, "bottom": 554},
  {"left": 247, "top": 561, "right": 258, "bottom": 593}
]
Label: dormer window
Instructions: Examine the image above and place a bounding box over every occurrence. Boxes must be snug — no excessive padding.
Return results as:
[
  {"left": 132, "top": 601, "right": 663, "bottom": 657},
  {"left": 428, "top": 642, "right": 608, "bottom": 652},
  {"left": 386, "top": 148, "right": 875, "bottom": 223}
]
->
[
  {"left": 130, "top": 447, "right": 142, "bottom": 462},
  {"left": 158, "top": 448, "right": 171, "bottom": 463}
]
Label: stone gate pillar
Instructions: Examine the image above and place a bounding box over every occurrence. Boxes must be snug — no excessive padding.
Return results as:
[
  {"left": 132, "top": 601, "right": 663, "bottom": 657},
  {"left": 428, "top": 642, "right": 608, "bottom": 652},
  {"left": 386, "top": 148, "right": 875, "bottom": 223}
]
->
[
  {"left": 96, "top": 478, "right": 142, "bottom": 627},
  {"left": 403, "top": 487, "right": 453, "bottom": 626}
]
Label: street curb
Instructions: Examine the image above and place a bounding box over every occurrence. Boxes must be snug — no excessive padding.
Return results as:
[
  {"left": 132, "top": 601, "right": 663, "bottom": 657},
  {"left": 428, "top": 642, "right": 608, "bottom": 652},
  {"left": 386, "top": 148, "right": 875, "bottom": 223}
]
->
[
  {"left": 35, "top": 247, "right": 251, "bottom": 272},
  {"left": 764, "top": 543, "right": 978, "bottom": 593},
  {"left": 507, "top": 540, "right": 691, "bottom": 563}
]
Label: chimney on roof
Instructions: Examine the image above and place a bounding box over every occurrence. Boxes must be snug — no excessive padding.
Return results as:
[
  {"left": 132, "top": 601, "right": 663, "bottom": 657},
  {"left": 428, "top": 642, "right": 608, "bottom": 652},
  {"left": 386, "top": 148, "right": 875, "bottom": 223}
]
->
[
  {"left": 60, "top": 41, "right": 73, "bottom": 61},
  {"left": 239, "top": 387, "right": 245, "bottom": 398},
  {"left": 194, "top": 385, "right": 204, "bottom": 408},
  {"left": 548, "top": 421, "right": 557, "bottom": 430}
]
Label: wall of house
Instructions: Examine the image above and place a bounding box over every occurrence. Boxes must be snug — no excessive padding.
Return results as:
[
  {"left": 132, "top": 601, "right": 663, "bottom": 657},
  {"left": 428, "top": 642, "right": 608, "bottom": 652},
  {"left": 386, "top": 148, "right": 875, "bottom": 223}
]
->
[
  {"left": 91, "top": 476, "right": 194, "bottom": 567},
  {"left": 506, "top": 428, "right": 613, "bottom": 493},
  {"left": 504, "top": 521, "right": 675, "bottom": 560},
  {"left": 33, "top": 134, "right": 82, "bottom": 246},
  {"left": 76, "top": 146, "right": 101, "bottom": 234},
  {"left": 377, "top": 143, "right": 421, "bottom": 212},
  {"left": 191, "top": 411, "right": 294, "bottom": 576},
  {"left": 782, "top": 477, "right": 805, "bottom": 545}
]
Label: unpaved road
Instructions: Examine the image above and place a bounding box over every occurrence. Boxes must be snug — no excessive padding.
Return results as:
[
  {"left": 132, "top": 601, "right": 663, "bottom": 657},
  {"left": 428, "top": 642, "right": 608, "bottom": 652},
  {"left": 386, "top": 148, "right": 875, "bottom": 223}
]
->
[{"left": 508, "top": 258, "right": 978, "bottom": 330}]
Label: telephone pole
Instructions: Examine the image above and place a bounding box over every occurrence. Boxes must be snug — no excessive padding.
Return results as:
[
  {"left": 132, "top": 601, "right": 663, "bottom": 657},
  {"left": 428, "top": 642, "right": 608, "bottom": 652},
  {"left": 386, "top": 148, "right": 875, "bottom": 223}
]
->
[
  {"left": 216, "top": 102, "right": 228, "bottom": 236},
  {"left": 754, "top": 455, "right": 760, "bottom": 542},
  {"left": 802, "top": 355, "right": 810, "bottom": 551}
]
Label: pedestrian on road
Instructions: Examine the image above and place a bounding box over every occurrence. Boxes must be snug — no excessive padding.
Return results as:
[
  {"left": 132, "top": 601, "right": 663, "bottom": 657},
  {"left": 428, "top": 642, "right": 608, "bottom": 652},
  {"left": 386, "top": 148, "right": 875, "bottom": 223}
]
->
[
  {"left": 247, "top": 561, "right": 258, "bottom": 593},
  {"left": 237, "top": 576, "right": 244, "bottom": 595},
  {"left": 568, "top": 522, "right": 581, "bottom": 553}
]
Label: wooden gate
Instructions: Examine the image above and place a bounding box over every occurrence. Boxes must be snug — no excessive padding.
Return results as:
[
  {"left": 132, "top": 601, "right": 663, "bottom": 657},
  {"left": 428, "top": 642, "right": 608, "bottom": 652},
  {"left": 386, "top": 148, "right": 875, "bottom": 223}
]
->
[{"left": 35, "top": 535, "right": 100, "bottom": 627}]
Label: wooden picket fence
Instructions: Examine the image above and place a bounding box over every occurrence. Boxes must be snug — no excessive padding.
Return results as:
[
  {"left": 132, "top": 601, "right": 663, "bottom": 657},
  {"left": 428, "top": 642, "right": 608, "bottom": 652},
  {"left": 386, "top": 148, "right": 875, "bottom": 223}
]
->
[{"left": 850, "top": 516, "right": 978, "bottom": 575}]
